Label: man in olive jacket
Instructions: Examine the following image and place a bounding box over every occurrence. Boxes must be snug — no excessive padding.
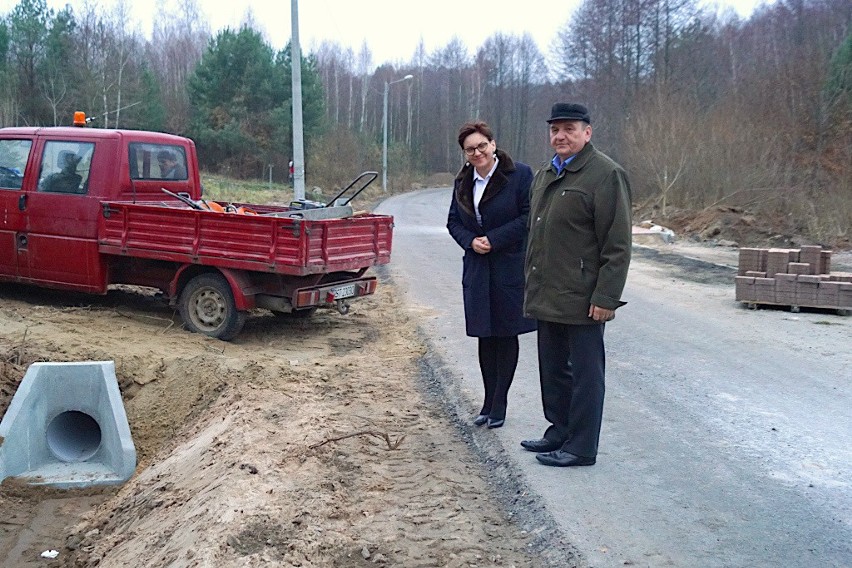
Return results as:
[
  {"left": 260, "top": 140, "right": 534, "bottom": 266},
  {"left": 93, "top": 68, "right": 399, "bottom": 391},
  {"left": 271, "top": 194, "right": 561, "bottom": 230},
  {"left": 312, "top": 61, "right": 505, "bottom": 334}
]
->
[{"left": 521, "top": 103, "right": 632, "bottom": 467}]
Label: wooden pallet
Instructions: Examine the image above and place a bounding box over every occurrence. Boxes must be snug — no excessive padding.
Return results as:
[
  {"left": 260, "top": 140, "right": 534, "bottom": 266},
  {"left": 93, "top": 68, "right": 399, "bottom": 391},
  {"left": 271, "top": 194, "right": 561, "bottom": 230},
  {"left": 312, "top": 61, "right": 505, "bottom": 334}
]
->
[{"left": 739, "top": 300, "right": 850, "bottom": 316}]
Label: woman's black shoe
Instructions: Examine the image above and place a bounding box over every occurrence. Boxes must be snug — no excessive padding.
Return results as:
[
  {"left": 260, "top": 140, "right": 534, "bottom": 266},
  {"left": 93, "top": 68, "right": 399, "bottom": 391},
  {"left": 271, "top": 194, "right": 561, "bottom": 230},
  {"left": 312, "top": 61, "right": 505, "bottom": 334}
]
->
[
  {"left": 486, "top": 418, "right": 504, "bottom": 429},
  {"left": 520, "top": 438, "right": 561, "bottom": 452},
  {"left": 473, "top": 414, "right": 488, "bottom": 426}
]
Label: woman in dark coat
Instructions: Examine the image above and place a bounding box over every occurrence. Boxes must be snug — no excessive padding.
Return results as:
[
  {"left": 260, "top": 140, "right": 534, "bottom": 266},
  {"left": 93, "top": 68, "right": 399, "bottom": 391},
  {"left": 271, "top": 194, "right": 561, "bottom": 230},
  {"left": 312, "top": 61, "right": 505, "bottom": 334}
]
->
[{"left": 447, "top": 121, "right": 536, "bottom": 429}]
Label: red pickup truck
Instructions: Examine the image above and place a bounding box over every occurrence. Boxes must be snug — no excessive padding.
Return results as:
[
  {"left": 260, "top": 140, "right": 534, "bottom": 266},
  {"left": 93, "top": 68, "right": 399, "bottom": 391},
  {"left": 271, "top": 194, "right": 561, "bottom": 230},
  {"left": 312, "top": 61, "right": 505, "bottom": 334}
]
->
[{"left": 0, "top": 123, "right": 393, "bottom": 340}]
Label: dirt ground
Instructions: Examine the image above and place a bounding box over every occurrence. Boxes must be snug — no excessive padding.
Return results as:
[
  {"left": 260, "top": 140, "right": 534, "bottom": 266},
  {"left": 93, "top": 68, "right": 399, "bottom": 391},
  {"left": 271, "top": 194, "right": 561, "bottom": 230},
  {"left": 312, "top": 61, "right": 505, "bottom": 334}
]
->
[
  {"left": 635, "top": 204, "right": 852, "bottom": 251},
  {"left": 0, "top": 279, "right": 545, "bottom": 568}
]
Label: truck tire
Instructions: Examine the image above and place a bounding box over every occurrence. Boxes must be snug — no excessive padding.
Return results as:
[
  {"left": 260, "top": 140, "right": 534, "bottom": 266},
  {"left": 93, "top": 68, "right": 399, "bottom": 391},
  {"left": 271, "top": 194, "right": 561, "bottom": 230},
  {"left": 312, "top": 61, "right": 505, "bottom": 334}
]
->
[{"left": 179, "top": 273, "right": 246, "bottom": 340}]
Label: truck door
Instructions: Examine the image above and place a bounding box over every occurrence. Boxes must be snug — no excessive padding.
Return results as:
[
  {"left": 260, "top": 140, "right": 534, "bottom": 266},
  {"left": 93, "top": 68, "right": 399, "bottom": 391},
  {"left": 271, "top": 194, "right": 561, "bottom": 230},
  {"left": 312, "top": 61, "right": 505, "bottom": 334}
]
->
[
  {"left": 18, "top": 139, "right": 103, "bottom": 291},
  {"left": 0, "top": 139, "right": 32, "bottom": 279}
]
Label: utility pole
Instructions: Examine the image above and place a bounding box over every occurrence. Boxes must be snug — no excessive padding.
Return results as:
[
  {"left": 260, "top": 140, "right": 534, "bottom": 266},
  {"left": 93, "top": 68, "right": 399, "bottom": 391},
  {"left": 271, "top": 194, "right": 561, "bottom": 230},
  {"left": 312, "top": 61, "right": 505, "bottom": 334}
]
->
[{"left": 291, "top": 0, "right": 305, "bottom": 200}]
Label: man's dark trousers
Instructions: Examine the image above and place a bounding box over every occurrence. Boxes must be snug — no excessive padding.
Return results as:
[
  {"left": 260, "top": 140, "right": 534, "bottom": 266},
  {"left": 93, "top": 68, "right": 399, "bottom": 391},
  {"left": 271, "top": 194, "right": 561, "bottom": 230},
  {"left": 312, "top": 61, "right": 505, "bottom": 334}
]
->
[{"left": 536, "top": 320, "right": 606, "bottom": 458}]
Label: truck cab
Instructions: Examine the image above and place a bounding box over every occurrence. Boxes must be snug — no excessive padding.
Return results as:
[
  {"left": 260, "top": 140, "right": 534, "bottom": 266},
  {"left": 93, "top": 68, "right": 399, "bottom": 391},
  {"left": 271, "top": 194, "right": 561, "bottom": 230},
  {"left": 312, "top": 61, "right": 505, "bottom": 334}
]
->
[{"left": 0, "top": 126, "right": 200, "bottom": 293}]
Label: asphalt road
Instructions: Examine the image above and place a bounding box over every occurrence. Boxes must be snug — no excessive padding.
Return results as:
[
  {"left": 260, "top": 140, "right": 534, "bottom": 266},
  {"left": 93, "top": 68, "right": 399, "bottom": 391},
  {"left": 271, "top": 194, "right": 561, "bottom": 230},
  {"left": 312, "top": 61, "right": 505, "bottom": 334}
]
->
[{"left": 376, "top": 187, "right": 852, "bottom": 568}]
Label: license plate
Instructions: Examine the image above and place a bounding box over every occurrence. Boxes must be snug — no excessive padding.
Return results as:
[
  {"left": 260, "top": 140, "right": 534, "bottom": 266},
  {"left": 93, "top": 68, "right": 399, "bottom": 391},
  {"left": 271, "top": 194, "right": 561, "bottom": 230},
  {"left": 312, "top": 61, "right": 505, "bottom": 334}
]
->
[{"left": 330, "top": 283, "right": 356, "bottom": 299}]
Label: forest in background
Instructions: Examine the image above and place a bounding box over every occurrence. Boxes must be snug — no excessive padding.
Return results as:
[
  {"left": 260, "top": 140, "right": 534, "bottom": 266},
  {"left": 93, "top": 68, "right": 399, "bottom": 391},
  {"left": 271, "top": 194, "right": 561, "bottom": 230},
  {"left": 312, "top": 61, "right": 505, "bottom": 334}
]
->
[{"left": 0, "top": 0, "right": 849, "bottom": 245}]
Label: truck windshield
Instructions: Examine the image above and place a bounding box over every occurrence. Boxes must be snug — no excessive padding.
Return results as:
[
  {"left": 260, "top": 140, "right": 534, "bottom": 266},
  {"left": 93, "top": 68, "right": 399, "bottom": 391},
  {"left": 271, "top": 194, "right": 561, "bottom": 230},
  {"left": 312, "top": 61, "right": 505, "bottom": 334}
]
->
[{"left": 0, "top": 139, "right": 32, "bottom": 190}]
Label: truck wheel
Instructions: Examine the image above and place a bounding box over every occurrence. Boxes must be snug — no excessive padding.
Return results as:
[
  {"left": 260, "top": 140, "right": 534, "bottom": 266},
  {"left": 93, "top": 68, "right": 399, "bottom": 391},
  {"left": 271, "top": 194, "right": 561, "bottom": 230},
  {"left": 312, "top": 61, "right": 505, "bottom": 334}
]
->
[{"left": 179, "top": 273, "right": 246, "bottom": 340}]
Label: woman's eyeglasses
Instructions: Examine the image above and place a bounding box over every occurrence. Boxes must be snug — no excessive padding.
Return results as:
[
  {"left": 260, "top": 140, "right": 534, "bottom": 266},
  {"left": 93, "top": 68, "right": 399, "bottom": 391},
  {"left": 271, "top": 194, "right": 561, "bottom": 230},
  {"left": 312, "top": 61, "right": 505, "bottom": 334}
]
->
[{"left": 463, "top": 141, "right": 490, "bottom": 156}]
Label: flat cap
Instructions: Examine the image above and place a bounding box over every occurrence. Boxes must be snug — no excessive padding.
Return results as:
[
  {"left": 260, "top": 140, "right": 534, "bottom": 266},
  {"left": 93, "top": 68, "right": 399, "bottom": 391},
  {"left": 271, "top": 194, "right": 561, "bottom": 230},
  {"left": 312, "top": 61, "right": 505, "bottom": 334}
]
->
[{"left": 546, "top": 103, "right": 591, "bottom": 124}]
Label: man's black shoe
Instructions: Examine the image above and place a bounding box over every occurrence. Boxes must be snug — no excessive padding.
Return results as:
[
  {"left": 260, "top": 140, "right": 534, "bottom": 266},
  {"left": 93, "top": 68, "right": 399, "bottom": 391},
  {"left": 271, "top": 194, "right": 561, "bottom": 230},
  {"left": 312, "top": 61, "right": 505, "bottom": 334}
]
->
[
  {"left": 520, "top": 438, "right": 561, "bottom": 453},
  {"left": 535, "top": 450, "right": 596, "bottom": 467}
]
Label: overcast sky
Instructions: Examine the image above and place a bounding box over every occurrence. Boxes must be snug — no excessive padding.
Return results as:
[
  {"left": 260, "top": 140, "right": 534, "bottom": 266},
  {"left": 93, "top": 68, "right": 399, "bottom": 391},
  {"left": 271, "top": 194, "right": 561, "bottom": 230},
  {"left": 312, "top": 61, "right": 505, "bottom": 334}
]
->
[{"left": 2, "top": 0, "right": 773, "bottom": 68}]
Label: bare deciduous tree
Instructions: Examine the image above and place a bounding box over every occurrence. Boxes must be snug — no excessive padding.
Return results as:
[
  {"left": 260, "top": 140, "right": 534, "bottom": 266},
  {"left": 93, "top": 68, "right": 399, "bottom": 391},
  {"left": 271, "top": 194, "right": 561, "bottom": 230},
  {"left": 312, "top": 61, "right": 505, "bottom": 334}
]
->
[
  {"left": 149, "top": 0, "right": 209, "bottom": 133},
  {"left": 357, "top": 41, "right": 372, "bottom": 133}
]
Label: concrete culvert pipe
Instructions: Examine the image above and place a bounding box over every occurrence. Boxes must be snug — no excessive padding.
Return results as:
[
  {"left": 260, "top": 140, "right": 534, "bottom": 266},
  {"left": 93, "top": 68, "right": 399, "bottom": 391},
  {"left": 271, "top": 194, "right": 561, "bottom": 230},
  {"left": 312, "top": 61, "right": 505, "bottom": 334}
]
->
[
  {"left": 0, "top": 361, "right": 136, "bottom": 487},
  {"left": 46, "top": 411, "right": 102, "bottom": 462}
]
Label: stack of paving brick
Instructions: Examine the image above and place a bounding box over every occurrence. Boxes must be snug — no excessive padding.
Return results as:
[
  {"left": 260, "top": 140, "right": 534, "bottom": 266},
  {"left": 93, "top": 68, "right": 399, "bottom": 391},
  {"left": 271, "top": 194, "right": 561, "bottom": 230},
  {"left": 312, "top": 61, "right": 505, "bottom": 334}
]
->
[{"left": 735, "top": 245, "right": 852, "bottom": 311}]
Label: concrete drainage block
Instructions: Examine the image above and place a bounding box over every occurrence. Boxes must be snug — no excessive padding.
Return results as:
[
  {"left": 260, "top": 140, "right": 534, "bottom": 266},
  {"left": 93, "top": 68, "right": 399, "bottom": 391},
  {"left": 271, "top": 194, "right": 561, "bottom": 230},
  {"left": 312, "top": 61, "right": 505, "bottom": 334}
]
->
[{"left": 0, "top": 361, "right": 136, "bottom": 488}]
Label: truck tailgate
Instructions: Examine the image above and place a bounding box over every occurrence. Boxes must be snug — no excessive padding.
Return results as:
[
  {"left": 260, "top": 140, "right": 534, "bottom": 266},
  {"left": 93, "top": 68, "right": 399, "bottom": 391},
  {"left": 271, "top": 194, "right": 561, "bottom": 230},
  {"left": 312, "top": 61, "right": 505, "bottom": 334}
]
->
[{"left": 98, "top": 201, "right": 393, "bottom": 275}]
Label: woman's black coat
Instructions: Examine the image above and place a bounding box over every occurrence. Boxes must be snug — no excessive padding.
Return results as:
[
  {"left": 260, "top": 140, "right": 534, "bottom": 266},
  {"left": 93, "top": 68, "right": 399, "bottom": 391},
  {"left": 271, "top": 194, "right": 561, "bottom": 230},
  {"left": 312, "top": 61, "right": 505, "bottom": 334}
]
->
[{"left": 447, "top": 149, "right": 536, "bottom": 338}]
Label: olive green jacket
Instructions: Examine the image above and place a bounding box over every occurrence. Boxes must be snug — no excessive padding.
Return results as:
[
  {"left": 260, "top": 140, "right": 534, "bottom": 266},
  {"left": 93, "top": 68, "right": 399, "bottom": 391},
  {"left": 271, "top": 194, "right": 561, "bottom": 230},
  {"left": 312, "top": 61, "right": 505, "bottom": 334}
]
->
[{"left": 523, "top": 142, "right": 632, "bottom": 325}]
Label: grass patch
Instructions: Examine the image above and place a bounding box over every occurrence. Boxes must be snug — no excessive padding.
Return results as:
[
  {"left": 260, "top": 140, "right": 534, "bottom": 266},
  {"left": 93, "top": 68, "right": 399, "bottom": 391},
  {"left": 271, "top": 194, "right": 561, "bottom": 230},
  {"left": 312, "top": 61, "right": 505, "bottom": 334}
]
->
[
  {"left": 199, "top": 173, "right": 300, "bottom": 205},
  {"left": 199, "top": 171, "right": 388, "bottom": 210}
]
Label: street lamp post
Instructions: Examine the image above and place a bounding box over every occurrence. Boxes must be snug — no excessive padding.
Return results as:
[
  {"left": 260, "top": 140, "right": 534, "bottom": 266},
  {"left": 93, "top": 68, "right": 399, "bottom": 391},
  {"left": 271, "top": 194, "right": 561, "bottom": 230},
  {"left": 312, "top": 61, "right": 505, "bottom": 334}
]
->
[{"left": 382, "top": 74, "right": 413, "bottom": 192}]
